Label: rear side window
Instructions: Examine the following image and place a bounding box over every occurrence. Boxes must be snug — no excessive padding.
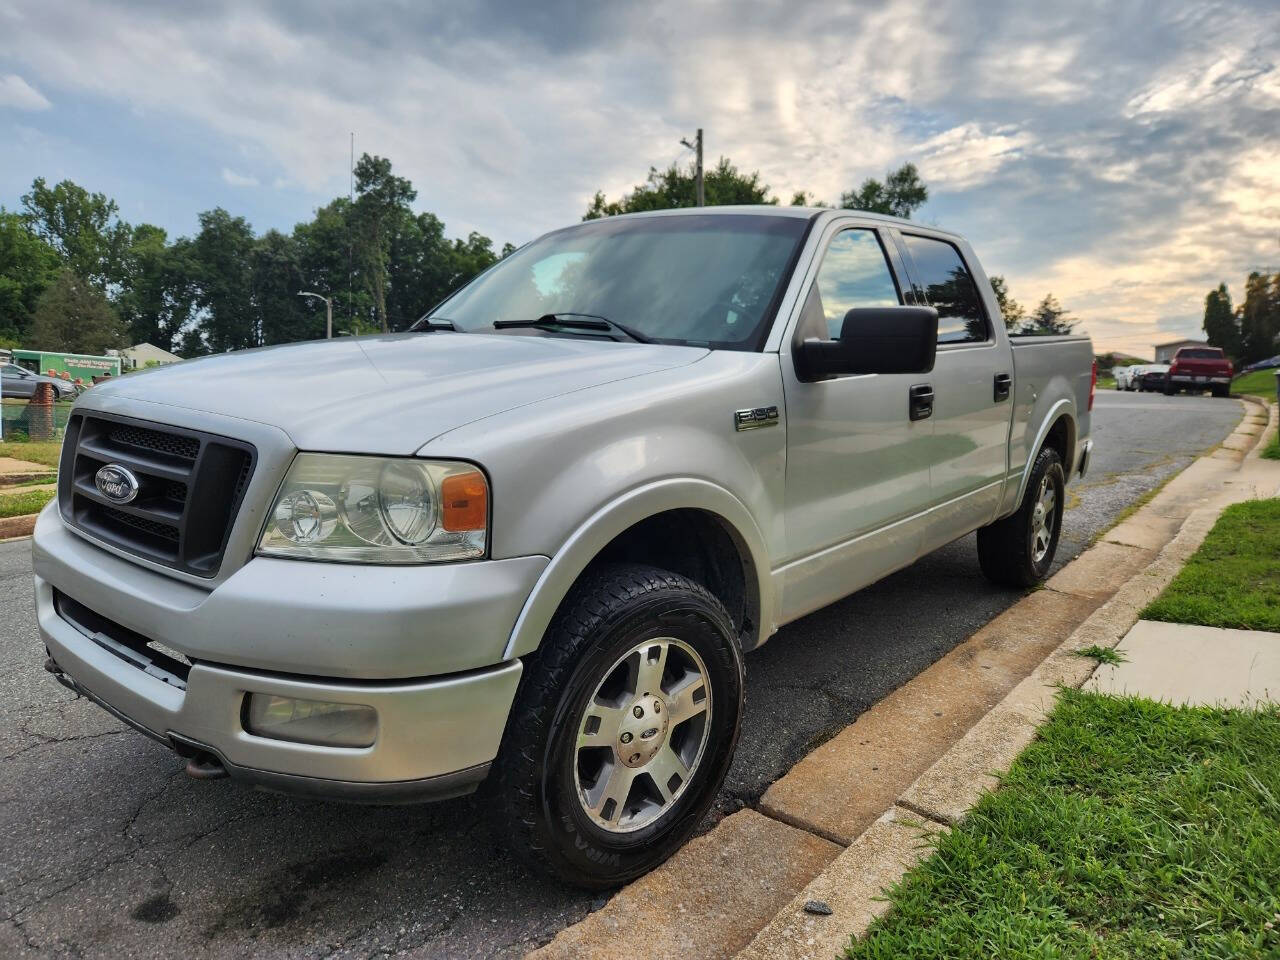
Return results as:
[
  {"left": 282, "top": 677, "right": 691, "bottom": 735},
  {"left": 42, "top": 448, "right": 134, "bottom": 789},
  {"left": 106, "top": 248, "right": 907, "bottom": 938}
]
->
[
  {"left": 813, "top": 229, "right": 901, "bottom": 338},
  {"left": 1178, "top": 348, "right": 1224, "bottom": 359},
  {"left": 900, "top": 234, "right": 988, "bottom": 345}
]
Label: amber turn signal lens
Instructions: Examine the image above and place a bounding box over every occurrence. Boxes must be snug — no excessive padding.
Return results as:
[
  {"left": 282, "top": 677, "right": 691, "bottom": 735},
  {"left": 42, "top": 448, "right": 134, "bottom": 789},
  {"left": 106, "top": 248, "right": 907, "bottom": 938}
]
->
[{"left": 441, "top": 470, "right": 487, "bottom": 531}]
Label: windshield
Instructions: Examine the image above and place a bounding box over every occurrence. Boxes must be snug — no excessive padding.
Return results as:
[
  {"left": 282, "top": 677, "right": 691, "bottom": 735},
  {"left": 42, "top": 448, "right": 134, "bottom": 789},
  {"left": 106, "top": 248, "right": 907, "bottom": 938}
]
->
[{"left": 425, "top": 213, "right": 810, "bottom": 349}]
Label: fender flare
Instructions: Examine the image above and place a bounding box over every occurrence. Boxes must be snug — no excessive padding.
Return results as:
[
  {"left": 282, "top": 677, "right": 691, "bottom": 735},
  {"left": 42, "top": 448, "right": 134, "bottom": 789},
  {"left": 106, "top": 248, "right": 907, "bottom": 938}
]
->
[
  {"left": 1016, "top": 398, "right": 1076, "bottom": 504},
  {"left": 502, "top": 478, "right": 774, "bottom": 660}
]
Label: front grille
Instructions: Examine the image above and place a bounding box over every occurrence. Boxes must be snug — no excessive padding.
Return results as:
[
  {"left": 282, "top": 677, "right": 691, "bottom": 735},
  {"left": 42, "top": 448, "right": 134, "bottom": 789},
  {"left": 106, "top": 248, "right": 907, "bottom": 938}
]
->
[{"left": 59, "top": 412, "right": 256, "bottom": 577}]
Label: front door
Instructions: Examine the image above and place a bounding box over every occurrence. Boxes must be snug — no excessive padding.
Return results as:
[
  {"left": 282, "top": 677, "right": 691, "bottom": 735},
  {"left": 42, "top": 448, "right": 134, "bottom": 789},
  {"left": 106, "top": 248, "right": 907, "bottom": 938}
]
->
[{"left": 778, "top": 224, "right": 934, "bottom": 623}]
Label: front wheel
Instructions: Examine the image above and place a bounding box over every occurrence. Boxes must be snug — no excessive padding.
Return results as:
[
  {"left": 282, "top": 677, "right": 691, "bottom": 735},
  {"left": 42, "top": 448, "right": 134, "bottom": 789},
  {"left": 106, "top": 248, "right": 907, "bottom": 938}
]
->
[
  {"left": 491, "top": 564, "right": 744, "bottom": 889},
  {"left": 977, "top": 446, "right": 1065, "bottom": 587}
]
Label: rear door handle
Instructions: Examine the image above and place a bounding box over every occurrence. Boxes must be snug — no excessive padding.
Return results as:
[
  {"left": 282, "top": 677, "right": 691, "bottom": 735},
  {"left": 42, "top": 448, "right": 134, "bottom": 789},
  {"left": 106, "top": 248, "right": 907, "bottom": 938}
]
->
[
  {"left": 994, "top": 372, "right": 1012, "bottom": 402},
  {"left": 909, "top": 383, "right": 934, "bottom": 421}
]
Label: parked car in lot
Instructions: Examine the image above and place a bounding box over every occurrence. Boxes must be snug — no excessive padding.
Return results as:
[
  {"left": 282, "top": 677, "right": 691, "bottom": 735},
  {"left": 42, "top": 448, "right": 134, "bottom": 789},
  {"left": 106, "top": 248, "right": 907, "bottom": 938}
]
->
[
  {"left": 33, "top": 207, "right": 1094, "bottom": 888},
  {"left": 2, "top": 363, "right": 76, "bottom": 400},
  {"left": 1165, "top": 346, "right": 1233, "bottom": 397},
  {"left": 1137, "top": 363, "right": 1170, "bottom": 392},
  {"left": 1116, "top": 364, "right": 1142, "bottom": 390}
]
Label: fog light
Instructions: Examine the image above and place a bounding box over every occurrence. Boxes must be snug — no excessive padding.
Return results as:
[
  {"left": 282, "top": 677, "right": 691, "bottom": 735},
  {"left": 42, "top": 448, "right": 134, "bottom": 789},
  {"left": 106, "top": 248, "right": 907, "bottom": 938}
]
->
[{"left": 243, "top": 694, "right": 376, "bottom": 748}]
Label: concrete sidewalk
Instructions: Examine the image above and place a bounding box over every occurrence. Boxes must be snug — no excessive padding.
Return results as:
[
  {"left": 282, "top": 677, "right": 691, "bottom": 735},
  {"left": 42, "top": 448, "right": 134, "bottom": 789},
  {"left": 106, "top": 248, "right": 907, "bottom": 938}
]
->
[{"left": 1086, "top": 620, "right": 1280, "bottom": 707}]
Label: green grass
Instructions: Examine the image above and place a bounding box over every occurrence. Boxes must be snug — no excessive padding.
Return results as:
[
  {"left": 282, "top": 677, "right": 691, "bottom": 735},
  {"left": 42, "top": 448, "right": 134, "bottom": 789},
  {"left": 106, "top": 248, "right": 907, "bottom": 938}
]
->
[
  {"left": 1096, "top": 374, "right": 1117, "bottom": 390},
  {"left": 1263, "top": 431, "right": 1280, "bottom": 462},
  {"left": 0, "top": 487, "right": 53, "bottom": 518},
  {"left": 1141, "top": 499, "right": 1280, "bottom": 631},
  {"left": 846, "top": 691, "right": 1280, "bottom": 959},
  {"left": 1074, "top": 644, "right": 1127, "bottom": 666},
  {"left": 0, "top": 439, "right": 63, "bottom": 468},
  {"left": 1232, "top": 368, "right": 1279, "bottom": 397},
  {"left": 1, "top": 473, "right": 57, "bottom": 487}
]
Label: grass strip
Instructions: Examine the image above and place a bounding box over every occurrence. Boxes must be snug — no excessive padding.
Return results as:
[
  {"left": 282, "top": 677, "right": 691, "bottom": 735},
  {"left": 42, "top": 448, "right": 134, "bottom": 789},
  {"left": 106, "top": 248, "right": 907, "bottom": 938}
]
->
[
  {"left": 1232, "top": 369, "right": 1278, "bottom": 397},
  {"left": 847, "top": 690, "right": 1280, "bottom": 959},
  {"left": 1140, "top": 499, "right": 1280, "bottom": 631},
  {"left": 0, "top": 487, "right": 53, "bottom": 519},
  {"left": 0, "top": 440, "right": 64, "bottom": 468}
]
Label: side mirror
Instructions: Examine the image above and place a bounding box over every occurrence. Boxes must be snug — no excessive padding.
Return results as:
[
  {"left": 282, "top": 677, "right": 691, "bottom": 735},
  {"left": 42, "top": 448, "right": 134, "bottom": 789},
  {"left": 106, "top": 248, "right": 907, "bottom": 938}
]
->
[{"left": 794, "top": 306, "right": 938, "bottom": 381}]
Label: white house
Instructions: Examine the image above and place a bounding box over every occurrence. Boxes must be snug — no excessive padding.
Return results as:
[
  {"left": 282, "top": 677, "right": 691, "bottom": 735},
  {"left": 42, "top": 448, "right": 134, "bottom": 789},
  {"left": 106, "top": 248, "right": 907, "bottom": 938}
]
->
[{"left": 112, "top": 343, "right": 184, "bottom": 371}]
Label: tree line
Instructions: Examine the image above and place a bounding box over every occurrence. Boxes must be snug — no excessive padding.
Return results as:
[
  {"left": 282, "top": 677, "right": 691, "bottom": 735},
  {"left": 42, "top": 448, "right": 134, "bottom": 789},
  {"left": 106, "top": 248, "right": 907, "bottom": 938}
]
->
[
  {"left": 1, "top": 152, "right": 1077, "bottom": 359},
  {"left": 0, "top": 155, "right": 512, "bottom": 357},
  {"left": 1202, "top": 272, "right": 1280, "bottom": 364}
]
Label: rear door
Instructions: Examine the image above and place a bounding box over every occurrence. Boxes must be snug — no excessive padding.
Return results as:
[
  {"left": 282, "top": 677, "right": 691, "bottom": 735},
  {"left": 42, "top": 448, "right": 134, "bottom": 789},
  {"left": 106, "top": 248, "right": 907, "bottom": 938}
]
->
[{"left": 892, "top": 231, "right": 1013, "bottom": 552}]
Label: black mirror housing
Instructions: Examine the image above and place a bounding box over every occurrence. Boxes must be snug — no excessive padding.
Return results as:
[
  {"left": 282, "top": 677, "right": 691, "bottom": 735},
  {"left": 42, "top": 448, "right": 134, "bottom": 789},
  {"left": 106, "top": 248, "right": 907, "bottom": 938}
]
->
[{"left": 794, "top": 306, "right": 938, "bottom": 381}]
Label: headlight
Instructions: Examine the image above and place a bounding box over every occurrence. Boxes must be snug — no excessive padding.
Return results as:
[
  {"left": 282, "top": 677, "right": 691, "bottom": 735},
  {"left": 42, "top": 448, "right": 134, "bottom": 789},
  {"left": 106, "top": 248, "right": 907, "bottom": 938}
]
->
[{"left": 257, "top": 454, "right": 487, "bottom": 563}]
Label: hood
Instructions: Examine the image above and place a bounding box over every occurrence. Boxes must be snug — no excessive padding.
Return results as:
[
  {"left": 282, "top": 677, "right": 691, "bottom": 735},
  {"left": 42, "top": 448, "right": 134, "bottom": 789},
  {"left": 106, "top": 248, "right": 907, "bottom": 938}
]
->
[{"left": 88, "top": 332, "right": 708, "bottom": 454}]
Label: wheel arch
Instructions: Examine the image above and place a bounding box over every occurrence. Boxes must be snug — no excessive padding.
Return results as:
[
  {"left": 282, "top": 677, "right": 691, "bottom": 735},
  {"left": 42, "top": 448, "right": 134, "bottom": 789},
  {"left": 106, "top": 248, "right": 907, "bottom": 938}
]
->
[
  {"left": 503, "top": 479, "right": 773, "bottom": 661},
  {"left": 1015, "top": 402, "right": 1076, "bottom": 505}
]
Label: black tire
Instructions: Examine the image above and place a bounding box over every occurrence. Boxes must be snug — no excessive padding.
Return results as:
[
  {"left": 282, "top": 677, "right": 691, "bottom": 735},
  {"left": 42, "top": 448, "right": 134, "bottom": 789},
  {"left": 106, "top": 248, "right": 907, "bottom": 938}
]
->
[
  {"left": 490, "top": 563, "right": 744, "bottom": 889},
  {"left": 977, "top": 446, "right": 1065, "bottom": 587},
  {"left": 1211, "top": 385, "right": 1229, "bottom": 398},
  {"left": 1164, "top": 382, "right": 1176, "bottom": 396}
]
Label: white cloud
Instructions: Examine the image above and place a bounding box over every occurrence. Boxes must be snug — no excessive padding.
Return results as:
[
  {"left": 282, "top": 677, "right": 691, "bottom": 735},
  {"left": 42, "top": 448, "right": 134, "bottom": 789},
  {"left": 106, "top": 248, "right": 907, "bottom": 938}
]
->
[
  {"left": 0, "top": 73, "right": 50, "bottom": 110},
  {"left": 220, "top": 167, "right": 259, "bottom": 188}
]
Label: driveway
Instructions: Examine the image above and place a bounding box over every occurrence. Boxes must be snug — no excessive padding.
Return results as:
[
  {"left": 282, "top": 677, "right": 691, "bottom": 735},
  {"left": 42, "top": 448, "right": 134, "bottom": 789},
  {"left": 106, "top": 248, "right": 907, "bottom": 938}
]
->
[{"left": 0, "top": 391, "right": 1243, "bottom": 958}]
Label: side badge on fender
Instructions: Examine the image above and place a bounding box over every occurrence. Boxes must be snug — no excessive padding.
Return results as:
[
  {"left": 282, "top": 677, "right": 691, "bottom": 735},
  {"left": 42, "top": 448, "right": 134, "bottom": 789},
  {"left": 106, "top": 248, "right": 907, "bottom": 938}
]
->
[{"left": 734, "top": 406, "right": 779, "bottom": 432}]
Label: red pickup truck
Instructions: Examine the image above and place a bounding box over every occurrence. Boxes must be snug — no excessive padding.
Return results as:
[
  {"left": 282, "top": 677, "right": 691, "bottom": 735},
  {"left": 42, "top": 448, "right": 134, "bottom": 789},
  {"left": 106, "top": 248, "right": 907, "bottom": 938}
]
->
[{"left": 1164, "top": 346, "right": 1233, "bottom": 397}]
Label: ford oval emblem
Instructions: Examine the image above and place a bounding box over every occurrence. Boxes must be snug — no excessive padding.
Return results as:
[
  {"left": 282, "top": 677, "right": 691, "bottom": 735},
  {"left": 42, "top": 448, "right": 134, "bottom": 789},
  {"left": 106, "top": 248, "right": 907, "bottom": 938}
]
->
[{"left": 95, "top": 464, "right": 140, "bottom": 504}]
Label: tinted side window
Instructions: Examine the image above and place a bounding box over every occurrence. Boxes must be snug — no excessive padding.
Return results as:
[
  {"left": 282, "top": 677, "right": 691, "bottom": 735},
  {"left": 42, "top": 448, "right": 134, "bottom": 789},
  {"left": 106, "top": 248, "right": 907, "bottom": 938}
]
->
[
  {"left": 813, "top": 230, "right": 900, "bottom": 338},
  {"left": 901, "top": 235, "right": 988, "bottom": 344}
]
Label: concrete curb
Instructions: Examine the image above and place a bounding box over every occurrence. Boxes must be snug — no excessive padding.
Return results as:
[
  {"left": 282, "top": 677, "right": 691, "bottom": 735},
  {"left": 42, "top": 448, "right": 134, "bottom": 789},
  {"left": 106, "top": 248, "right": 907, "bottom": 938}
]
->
[
  {"left": 528, "top": 400, "right": 1272, "bottom": 960},
  {"left": 0, "top": 513, "right": 38, "bottom": 540}
]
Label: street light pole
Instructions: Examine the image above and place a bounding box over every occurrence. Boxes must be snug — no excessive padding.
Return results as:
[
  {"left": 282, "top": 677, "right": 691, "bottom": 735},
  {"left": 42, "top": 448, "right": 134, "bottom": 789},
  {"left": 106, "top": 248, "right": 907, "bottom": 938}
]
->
[{"left": 297, "top": 291, "right": 333, "bottom": 339}]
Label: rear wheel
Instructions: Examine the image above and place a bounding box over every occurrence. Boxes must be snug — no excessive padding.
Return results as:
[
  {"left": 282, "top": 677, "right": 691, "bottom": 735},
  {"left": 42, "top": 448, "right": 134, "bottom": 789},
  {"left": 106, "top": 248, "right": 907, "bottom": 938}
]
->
[
  {"left": 491, "top": 563, "right": 744, "bottom": 889},
  {"left": 977, "top": 446, "right": 1065, "bottom": 587},
  {"left": 1212, "top": 384, "right": 1229, "bottom": 398}
]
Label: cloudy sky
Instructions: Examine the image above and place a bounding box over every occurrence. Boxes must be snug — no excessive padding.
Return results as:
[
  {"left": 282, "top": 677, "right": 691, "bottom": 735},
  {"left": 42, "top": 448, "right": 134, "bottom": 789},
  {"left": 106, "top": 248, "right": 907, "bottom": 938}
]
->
[{"left": 2, "top": 0, "right": 1278, "bottom": 357}]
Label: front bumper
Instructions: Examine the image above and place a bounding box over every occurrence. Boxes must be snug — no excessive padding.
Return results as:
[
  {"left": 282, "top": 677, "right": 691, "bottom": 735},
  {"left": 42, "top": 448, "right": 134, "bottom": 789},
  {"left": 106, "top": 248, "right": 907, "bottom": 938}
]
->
[{"left": 32, "top": 505, "right": 540, "bottom": 799}]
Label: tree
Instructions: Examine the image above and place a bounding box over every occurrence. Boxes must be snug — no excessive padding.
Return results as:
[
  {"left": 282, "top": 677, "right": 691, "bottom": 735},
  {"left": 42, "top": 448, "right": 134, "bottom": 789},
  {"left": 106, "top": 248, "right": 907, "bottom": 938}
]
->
[
  {"left": 584, "top": 157, "right": 776, "bottom": 219},
  {"left": 1202, "top": 282, "right": 1240, "bottom": 358},
  {"left": 840, "top": 163, "right": 928, "bottom": 219},
  {"left": 0, "top": 211, "right": 60, "bottom": 343},
  {"left": 21, "top": 177, "right": 132, "bottom": 288},
  {"left": 27, "top": 269, "right": 125, "bottom": 354},
  {"left": 191, "top": 208, "right": 257, "bottom": 353},
  {"left": 252, "top": 230, "right": 313, "bottom": 345},
  {"left": 352, "top": 154, "right": 417, "bottom": 332},
  {"left": 1021, "top": 294, "right": 1077, "bottom": 336},
  {"left": 989, "top": 275, "right": 1025, "bottom": 332},
  {"left": 114, "top": 225, "right": 201, "bottom": 353},
  {"left": 1238, "top": 271, "right": 1280, "bottom": 364}
]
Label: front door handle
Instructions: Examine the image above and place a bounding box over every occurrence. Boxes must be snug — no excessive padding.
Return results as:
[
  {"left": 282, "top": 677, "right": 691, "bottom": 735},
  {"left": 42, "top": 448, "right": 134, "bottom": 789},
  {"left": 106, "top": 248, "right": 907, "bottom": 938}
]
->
[
  {"left": 909, "top": 383, "right": 934, "bottom": 421},
  {"left": 994, "top": 372, "right": 1012, "bottom": 402}
]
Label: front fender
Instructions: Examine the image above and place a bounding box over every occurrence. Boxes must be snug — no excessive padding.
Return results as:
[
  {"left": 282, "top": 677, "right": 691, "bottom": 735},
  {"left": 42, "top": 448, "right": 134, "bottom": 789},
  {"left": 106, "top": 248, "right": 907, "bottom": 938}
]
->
[{"left": 502, "top": 478, "right": 774, "bottom": 660}]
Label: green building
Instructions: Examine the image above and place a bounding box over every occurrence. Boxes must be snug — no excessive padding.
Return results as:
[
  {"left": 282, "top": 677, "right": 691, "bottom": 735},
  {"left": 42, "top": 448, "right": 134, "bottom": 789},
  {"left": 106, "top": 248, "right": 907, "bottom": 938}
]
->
[{"left": 11, "top": 349, "right": 121, "bottom": 382}]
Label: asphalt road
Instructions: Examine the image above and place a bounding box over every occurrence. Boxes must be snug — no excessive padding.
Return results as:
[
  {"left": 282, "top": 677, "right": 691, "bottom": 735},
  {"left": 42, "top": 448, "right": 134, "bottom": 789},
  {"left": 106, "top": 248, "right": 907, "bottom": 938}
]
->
[{"left": 0, "top": 390, "right": 1243, "bottom": 959}]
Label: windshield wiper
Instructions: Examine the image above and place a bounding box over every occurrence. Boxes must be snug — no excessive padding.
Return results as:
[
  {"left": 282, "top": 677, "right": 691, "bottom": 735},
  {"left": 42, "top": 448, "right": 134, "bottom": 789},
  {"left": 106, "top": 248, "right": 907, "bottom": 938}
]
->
[
  {"left": 491, "top": 313, "right": 651, "bottom": 344},
  {"left": 408, "top": 317, "right": 457, "bottom": 332}
]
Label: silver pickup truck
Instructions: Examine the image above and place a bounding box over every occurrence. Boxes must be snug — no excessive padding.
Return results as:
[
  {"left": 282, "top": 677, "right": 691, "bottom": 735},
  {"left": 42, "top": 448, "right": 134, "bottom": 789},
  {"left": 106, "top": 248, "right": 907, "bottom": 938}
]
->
[{"left": 33, "top": 206, "right": 1094, "bottom": 888}]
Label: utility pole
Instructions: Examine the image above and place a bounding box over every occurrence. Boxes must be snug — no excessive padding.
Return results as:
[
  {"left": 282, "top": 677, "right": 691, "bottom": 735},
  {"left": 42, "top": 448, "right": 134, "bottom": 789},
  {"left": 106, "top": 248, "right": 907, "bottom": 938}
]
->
[
  {"left": 298, "top": 291, "right": 333, "bottom": 339},
  {"left": 681, "top": 128, "right": 705, "bottom": 206}
]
